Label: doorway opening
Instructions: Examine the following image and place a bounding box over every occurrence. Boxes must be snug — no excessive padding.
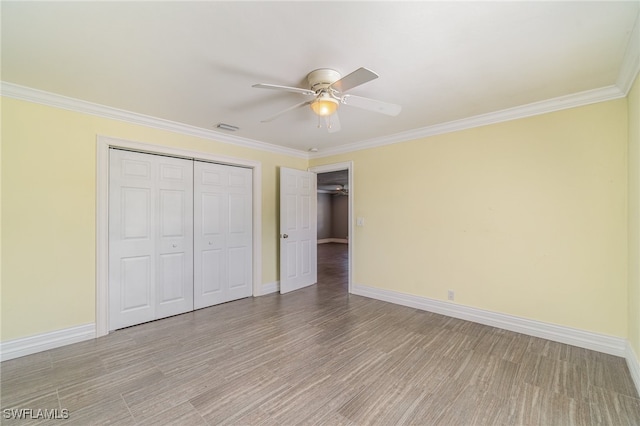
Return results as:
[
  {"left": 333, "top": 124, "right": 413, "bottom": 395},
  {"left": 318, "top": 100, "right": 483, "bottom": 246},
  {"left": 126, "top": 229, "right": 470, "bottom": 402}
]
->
[{"left": 309, "top": 162, "right": 353, "bottom": 294}]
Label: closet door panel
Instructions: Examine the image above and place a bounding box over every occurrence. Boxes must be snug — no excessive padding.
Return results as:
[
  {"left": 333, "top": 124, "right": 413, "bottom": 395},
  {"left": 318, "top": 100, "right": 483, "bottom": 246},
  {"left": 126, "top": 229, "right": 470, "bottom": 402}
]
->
[
  {"left": 110, "top": 150, "right": 193, "bottom": 329},
  {"left": 120, "top": 255, "right": 152, "bottom": 312},
  {"left": 194, "top": 161, "right": 252, "bottom": 308},
  {"left": 194, "top": 163, "right": 228, "bottom": 308},
  {"left": 199, "top": 193, "right": 225, "bottom": 299},
  {"left": 109, "top": 150, "right": 156, "bottom": 330},
  {"left": 155, "top": 156, "right": 194, "bottom": 319},
  {"left": 227, "top": 167, "right": 253, "bottom": 300},
  {"left": 201, "top": 248, "right": 223, "bottom": 295},
  {"left": 122, "top": 187, "right": 151, "bottom": 239},
  {"left": 228, "top": 246, "right": 249, "bottom": 288},
  {"left": 158, "top": 252, "right": 186, "bottom": 303}
]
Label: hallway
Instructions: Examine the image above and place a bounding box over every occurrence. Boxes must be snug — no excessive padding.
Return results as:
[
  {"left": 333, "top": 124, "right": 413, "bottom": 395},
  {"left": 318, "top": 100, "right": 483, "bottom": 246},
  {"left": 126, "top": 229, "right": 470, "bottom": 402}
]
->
[{"left": 316, "top": 242, "right": 348, "bottom": 293}]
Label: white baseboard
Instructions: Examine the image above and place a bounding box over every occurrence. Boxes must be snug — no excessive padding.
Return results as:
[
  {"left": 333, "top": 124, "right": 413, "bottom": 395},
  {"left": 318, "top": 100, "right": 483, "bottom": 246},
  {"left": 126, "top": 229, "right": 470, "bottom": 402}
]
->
[
  {"left": 257, "top": 281, "right": 279, "bottom": 296},
  {"left": 352, "top": 283, "right": 627, "bottom": 357},
  {"left": 0, "top": 324, "right": 96, "bottom": 362},
  {"left": 1, "top": 280, "right": 280, "bottom": 361},
  {"left": 2, "top": 288, "right": 638, "bottom": 397},
  {"left": 626, "top": 343, "right": 640, "bottom": 396},
  {"left": 318, "top": 238, "right": 348, "bottom": 244}
]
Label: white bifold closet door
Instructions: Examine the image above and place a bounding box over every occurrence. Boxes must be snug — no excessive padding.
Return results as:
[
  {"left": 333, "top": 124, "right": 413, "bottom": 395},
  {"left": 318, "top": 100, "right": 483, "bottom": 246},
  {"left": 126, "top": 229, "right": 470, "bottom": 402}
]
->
[
  {"left": 109, "top": 149, "right": 253, "bottom": 331},
  {"left": 109, "top": 149, "right": 194, "bottom": 330},
  {"left": 194, "top": 161, "right": 252, "bottom": 309}
]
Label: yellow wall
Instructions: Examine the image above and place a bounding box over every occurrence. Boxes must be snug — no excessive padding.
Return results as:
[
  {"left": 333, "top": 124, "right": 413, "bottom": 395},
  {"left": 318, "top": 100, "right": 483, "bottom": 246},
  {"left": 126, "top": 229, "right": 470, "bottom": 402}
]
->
[
  {"left": 312, "top": 99, "right": 628, "bottom": 337},
  {"left": 0, "top": 92, "right": 633, "bottom": 344},
  {"left": 629, "top": 72, "right": 640, "bottom": 361},
  {"left": 1, "top": 97, "right": 306, "bottom": 341}
]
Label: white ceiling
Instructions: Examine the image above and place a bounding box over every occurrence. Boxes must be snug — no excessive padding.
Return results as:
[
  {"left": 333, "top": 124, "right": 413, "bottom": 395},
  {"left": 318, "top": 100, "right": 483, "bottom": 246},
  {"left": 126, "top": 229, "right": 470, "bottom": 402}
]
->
[{"left": 2, "top": 2, "right": 639, "bottom": 156}]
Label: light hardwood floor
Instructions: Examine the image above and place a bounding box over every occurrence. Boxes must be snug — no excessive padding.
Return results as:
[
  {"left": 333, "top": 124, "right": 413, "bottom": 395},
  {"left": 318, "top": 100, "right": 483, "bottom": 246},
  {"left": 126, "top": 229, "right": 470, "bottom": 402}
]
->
[{"left": 2, "top": 243, "right": 639, "bottom": 425}]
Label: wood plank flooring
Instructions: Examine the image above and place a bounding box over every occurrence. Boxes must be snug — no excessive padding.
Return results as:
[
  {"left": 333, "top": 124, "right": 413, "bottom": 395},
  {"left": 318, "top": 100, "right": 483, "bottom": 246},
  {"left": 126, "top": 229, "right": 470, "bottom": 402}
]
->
[{"left": 2, "top": 243, "right": 639, "bottom": 425}]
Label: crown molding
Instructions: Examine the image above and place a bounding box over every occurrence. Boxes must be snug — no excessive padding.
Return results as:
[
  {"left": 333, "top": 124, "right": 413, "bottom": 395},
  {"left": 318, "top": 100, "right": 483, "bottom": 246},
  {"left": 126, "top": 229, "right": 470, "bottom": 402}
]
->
[
  {"left": 0, "top": 81, "right": 308, "bottom": 159},
  {"left": 2, "top": 79, "right": 632, "bottom": 162},
  {"left": 309, "top": 10, "right": 639, "bottom": 159},
  {"left": 310, "top": 84, "right": 626, "bottom": 159}
]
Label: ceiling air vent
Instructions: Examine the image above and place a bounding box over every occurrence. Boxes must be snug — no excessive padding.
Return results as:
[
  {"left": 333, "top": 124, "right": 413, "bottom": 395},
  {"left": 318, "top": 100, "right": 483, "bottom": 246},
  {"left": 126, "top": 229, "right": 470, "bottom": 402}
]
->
[{"left": 216, "top": 123, "right": 239, "bottom": 132}]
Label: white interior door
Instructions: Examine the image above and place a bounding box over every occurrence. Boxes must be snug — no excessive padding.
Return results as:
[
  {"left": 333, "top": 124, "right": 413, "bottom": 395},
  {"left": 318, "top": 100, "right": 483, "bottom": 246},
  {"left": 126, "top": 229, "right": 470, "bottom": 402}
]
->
[
  {"left": 194, "top": 161, "right": 252, "bottom": 309},
  {"left": 109, "top": 149, "right": 193, "bottom": 330},
  {"left": 280, "top": 167, "right": 317, "bottom": 294}
]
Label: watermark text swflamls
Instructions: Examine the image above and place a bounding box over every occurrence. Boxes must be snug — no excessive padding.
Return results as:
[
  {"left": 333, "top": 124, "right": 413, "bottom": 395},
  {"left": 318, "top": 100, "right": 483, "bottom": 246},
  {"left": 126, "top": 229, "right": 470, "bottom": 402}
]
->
[{"left": 3, "top": 408, "right": 70, "bottom": 420}]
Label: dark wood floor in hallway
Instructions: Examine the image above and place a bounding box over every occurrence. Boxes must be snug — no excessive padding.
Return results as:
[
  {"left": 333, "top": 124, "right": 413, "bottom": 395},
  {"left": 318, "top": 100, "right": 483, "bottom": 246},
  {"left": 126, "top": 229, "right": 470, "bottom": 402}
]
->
[{"left": 2, "top": 243, "right": 639, "bottom": 425}]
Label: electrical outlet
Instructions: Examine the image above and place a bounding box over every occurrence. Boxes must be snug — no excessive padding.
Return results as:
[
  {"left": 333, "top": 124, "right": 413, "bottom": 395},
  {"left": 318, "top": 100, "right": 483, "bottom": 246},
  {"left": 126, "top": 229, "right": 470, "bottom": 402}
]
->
[{"left": 447, "top": 290, "right": 455, "bottom": 301}]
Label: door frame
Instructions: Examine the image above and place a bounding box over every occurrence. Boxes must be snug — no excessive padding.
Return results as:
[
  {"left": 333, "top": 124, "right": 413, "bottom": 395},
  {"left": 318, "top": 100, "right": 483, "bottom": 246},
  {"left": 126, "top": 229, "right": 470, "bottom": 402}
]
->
[
  {"left": 96, "top": 135, "right": 262, "bottom": 338},
  {"left": 308, "top": 161, "right": 354, "bottom": 294}
]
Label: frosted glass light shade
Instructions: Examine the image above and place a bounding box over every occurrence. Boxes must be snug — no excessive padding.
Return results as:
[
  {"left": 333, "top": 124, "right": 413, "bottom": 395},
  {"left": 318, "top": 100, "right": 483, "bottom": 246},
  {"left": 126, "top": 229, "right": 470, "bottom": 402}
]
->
[{"left": 310, "top": 97, "right": 339, "bottom": 116}]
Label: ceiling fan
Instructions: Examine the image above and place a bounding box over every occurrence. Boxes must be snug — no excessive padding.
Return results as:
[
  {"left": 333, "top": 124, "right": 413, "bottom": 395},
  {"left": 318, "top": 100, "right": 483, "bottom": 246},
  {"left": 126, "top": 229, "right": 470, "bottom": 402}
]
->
[
  {"left": 318, "top": 184, "right": 349, "bottom": 196},
  {"left": 333, "top": 184, "right": 349, "bottom": 196},
  {"left": 252, "top": 67, "right": 401, "bottom": 133}
]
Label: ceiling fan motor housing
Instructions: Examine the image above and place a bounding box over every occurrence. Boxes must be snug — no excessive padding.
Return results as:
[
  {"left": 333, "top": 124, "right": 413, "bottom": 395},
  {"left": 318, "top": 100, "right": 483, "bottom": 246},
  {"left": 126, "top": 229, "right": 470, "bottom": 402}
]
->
[{"left": 307, "top": 69, "right": 341, "bottom": 92}]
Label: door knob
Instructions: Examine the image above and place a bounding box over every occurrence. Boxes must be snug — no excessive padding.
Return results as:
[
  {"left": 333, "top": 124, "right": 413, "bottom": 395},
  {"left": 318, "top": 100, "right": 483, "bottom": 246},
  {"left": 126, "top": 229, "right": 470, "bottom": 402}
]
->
[{"left": 282, "top": 234, "right": 288, "bottom": 239}]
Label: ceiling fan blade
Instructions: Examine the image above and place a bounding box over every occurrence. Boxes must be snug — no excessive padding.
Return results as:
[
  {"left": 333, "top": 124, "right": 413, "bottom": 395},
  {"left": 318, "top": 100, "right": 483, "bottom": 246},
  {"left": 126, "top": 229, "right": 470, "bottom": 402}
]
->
[
  {"left": 261, "top": 100, "right": 312, "bottom": 122},
  {"left": 325, "top": 112, "right": 341, "bottom": 133},
  {"left": 342, "top": 94, "right": 401, "bottom": 116},
  {"left": 252, "top": 83, "right": 315, "bottom": 96},
  {"left": 329, "top": 67, "right": 378, "bottom": 93}
]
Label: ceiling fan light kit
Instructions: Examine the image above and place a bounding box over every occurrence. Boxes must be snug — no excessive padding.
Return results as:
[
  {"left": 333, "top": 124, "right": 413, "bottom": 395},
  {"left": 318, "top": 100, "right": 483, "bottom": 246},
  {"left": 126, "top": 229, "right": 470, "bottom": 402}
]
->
[
  {"left": 310, "top": 94, "right": 339, "bottom": 117},
  {"left": 253, "top": 67, "right": 401, "bottom": 132}
]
